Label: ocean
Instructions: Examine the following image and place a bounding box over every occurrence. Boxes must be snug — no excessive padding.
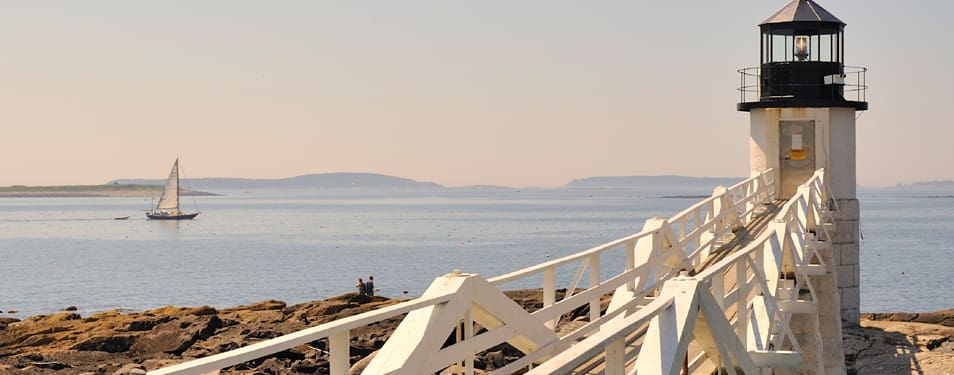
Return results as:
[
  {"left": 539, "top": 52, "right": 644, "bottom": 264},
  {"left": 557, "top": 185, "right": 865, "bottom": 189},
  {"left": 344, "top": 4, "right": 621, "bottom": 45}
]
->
[{"left": 0, "top": 183, "right": 951, "bottom": 318}]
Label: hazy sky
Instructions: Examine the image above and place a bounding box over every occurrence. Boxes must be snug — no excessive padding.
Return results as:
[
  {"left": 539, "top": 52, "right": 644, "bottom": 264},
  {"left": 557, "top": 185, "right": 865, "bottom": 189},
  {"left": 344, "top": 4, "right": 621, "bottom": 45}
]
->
[{"left": 2, "top": 1, "right": 950, "bottom": 187}]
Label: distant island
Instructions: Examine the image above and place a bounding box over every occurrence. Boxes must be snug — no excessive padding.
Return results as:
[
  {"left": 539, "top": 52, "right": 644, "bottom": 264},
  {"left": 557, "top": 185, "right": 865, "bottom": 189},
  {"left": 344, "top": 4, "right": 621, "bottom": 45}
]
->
[
  {"left": 0, "top": 184, "right": 214, "bottom": 198},
  {"left": 110, "top": 172, "right": 444, "bottom": 190},
  {"left": 3, "top": 173, "right": 760, "bottom": 197},
  {"left": 897, "top": 180, "right": 954, "bottom": 189},
  {"left": 566, "top": 175, "right": 743, "bottom": 189}
]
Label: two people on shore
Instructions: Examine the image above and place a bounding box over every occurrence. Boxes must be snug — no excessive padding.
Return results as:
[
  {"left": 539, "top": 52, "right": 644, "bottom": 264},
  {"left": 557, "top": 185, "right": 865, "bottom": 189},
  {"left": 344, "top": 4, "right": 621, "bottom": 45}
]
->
[{"left": 356, "top": 276, "right": 376, "bottom": 296}]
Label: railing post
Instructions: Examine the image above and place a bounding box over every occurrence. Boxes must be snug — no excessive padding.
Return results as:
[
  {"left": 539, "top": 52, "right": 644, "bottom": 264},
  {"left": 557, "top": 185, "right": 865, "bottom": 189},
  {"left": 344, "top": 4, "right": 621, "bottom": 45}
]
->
[
  {"left": 543, "top": 268, "right": 557, "bottom": 329},
  {"left": 605, "top": 337, "right": 626, "bottom": 375},
  {"left": 736, "top": 259, "right": 748, "bottom": 340},
  {"left": 329, "top": 331, "right": 350, "bottom": 375},
  {"left": 798, "top": 184, "right": 816, "bottom": 233},
  {"left": 589, "top": 254, "right": 601, "bottom": 322},
  {"left": 712, "top": 271, "right": 726, "bottom": 310},
  {"left": 626, "top": 239, "right": 636, "bottom": 292},
  {"left": 465, "top": 309, "right": 474, "bottom": 375}
]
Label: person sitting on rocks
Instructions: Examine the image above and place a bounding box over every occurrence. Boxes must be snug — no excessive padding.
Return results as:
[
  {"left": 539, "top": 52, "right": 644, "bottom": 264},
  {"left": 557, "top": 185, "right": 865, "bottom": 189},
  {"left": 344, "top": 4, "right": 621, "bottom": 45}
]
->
[{"left": 356, "top": 278, "right": 367, "bottom": 295}]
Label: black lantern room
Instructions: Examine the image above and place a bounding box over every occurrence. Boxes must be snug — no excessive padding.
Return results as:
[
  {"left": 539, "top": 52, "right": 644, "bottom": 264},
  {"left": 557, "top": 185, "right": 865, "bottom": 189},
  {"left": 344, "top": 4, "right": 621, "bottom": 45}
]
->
[{"left": 738, "top": 0, "right": 867, "bottom": 111}]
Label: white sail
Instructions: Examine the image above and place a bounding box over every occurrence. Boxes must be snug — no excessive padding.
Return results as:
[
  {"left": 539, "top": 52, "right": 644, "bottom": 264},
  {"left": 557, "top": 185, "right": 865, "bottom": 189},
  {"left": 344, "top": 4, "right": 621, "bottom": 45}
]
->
[{"left": 156, "top": 159, "right": 180, "bottom": 211}]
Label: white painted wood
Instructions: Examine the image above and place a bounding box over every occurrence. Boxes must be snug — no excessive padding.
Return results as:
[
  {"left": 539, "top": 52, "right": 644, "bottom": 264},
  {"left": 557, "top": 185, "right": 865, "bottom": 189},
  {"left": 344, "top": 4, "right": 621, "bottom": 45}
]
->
[
  {"left": 604, "top": 338, "right": 626, "bottom": 375},
  {"left": 697, "top": 287, "right": 757, "bottom": 374},
  {"left": 464, "top": 309, "right": 474, "bottom": 374},
  {"left": 588, "top": 254, "right": 601, "bottom": 323},
  {"left": 525, "top": 296, "right": 673, "bottom": 375},
  {"left": 634, "top": 278, "right": 700, "bottom": 375},
  {"left": 155, "top": 168, "right": 844, "bottom": 375},
  {"left": 797, "top": 264, "right": 826, "bottom": 276},
  {"left": 329, "top": 331, "right": 349, "bottom": 375},
  {"left": 542, "top": 268, "right": 556, "bottom": 330},
  {"left": 749, "top": 350, "right": 802, "bottom": 368},
  {"left": 148, "top": 292, "right": 455, "bottom": 375},
  {"left": 363, "top": 274, "right": 472, "bottom": 374}
]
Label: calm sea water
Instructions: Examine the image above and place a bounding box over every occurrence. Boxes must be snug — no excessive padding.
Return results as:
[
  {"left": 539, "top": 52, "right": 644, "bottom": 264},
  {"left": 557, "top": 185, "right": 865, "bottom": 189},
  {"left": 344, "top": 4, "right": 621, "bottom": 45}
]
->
[{"left": 0, "top": 184, "right": 951, "bottom": 318}]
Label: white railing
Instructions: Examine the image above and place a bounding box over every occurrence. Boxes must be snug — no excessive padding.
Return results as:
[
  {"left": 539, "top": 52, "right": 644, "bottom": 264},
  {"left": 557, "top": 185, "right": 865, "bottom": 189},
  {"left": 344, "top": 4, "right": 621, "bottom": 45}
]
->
[
  {"left": 150, "top": 169, "right": 778, "bottom": 375},
  {"left": 530, "top": 168, "right": 835, "bottom": 374}
]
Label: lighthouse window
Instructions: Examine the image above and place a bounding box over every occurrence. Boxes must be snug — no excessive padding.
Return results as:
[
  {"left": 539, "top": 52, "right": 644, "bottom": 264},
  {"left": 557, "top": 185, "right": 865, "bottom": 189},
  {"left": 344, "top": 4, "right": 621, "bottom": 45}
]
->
[
  {"left": 772, "top": 34, "right": 787, "bottom": 63},
  {"left": 820, "top": 34, "right": 833, "bottom": 62},
  {"left": 810, "top": 35, "right": 820, "bottom": 61}
]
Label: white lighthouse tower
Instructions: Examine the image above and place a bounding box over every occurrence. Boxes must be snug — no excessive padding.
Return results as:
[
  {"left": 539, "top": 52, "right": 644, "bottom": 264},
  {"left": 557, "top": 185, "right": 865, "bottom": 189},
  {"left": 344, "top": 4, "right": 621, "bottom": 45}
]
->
[{"left": 738, "top": 0, "right": 867, "bottom": 328}]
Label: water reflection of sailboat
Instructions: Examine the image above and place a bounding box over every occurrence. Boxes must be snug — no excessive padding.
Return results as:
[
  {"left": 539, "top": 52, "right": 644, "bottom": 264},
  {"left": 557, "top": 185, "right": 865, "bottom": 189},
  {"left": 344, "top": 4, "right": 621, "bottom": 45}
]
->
[{"left": 146, "top": 158, "right": 199, "bottom": 220}]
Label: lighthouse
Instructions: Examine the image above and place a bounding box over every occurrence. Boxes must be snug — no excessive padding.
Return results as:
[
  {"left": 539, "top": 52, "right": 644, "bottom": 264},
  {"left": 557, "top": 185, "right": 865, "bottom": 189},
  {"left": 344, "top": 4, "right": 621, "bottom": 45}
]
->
[{"left": 738, "top": 0, "right": 867, "bottom": 328}]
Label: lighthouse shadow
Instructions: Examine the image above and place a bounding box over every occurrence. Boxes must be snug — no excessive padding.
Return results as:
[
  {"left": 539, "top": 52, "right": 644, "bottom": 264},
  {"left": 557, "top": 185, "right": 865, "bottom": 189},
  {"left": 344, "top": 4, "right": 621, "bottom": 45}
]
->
[{"left": 843, "top": 323, "right": 933, "bottom": 375}]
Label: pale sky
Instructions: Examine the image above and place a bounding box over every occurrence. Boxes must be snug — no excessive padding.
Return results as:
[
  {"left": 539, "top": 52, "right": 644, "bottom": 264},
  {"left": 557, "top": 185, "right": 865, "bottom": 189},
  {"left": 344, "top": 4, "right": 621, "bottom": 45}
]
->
[{"left": 1, "top": 1, "right": 950, "bottom": 188}]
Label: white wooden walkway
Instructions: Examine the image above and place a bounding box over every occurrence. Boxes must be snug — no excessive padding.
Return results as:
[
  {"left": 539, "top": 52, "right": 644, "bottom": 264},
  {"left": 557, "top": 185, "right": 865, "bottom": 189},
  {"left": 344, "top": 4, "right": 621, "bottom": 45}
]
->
[{"left": 150, "top": 168, "right": 841, "bottom": 375}]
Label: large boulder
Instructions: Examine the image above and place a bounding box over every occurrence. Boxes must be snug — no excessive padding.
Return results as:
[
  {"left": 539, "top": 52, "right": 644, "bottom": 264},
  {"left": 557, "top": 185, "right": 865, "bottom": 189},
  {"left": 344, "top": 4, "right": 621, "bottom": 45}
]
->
[
  {"left": 72, "top": 335, "right": 136, "bottom": 353},
  {"left": 130, "top": 315, "right": 223, "bottom": 355}
]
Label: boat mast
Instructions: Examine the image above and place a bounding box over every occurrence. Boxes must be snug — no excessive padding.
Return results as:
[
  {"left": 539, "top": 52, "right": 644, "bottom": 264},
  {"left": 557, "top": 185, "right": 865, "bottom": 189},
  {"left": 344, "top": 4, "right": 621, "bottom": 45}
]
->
[{"left": 175, "top": 158, "right": 180, "bottom": 211}]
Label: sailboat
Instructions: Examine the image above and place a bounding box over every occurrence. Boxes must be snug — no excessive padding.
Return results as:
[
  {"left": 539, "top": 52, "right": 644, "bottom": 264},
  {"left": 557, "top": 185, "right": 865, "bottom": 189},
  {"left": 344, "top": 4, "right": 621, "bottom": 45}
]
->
[{"left": 146, "top": 158, "right": 200, "bottom": 220}]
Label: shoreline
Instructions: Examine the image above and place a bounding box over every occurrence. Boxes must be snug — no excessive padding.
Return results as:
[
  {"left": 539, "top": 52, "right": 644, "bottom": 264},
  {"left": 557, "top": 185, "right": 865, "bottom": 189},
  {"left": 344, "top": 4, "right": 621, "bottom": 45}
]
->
[{"left": 2, "top": 294, "right": 953, "bottom": 374}]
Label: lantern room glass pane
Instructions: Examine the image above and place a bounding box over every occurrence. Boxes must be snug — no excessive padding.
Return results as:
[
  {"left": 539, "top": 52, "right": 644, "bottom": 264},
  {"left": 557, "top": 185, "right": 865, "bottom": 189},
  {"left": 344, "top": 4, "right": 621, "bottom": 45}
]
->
[
  {"left": 772, "top": 34, "right": 786, "bottom": 62},
  {"left": 820, "top": 34, "right": 832, "bottom": 62},
  {"left": 835, "top": 33, "right": 845, "bottom": 62},
  {"left": 810, "top": 35, "right": 820, "bottom": 61}
]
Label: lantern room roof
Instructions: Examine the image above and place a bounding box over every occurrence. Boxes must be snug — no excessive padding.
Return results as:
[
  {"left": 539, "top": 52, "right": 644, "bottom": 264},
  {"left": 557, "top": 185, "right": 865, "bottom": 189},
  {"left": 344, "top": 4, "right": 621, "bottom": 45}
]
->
[{"left": 760, "top": 0, "right": 844, "bottom": 26}]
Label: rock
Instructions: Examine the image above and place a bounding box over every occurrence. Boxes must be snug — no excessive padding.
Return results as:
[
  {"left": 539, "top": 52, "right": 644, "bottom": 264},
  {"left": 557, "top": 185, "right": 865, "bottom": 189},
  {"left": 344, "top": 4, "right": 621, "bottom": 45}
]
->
[
  {"left": 19, "top": 334, "right": 56, "bottom": 347},
  {"left": 113, "top": 363, "right": 146, "bottom": 375},
  {"left": 484, "top": 350, "right": 506, "bottom": 370},
  {"left": 33, "top": 360, "right": 71, "bottom": 370},
  {"left": 0, "top": 317, "right": 19, "bottom": 330},
  {"left": 350, "top": 350, "right": 377, "bottom": 374},
  {"left": 291, "top": 359, "right": 321, "bottom": 373},
  {"left": 255, "top": 357, "right": 287, "bottom": 374},
  {"left": 187, "top": 306, "right": 218, "bottom": 316},
  {"left": 864, "top": 309, "right": 954, "bottom": 327},
  {"left": 244, "top": 300, "right": 287, "bottom": 311},
  {"left": 246, "top": 329, "right": 279, "bottom": 340},
  {"left": 6, "top": 310, "right": 17, "bottom": 314},
  {"left": 846, "top": 318, "right": 954, "bottom": 374},
  {"left": 440, "top": 364, "right": 487, "bottom": 374},
  {"left": 48, "top": 312, "right": 82, "bottom": 322},
  {"left": 73, "top": 335, "right": 136, "bottom": 353},
  {"left": 130, "top": 315, "right": 223, "bottom": 355},
  {"left": 311, "top": 301, "right": 361, "bottom": 317},
  {"left": 144, "top": 305, "right": 218, "bottom": 317},
  {"left": 141, "top": 358, "right": 186, "bottom": 370},
  {"left": 126, "top": 316, "right": 172, "bottom": 332},
  {"left": 64, "top": 306, "right": 78, "bottom": 311}
]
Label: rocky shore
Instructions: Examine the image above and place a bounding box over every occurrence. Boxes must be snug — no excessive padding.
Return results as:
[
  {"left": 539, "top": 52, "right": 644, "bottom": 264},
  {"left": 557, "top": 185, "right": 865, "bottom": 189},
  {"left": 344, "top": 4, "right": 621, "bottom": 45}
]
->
[
  {"left": 2, "top": 293, "right": 954, "bottom": 374},
  {"left": 847, "top": 311, "right": 954, "bottom": 374},
  {"left": 0, "top": 290, "right": 593, "bottom": 374}
]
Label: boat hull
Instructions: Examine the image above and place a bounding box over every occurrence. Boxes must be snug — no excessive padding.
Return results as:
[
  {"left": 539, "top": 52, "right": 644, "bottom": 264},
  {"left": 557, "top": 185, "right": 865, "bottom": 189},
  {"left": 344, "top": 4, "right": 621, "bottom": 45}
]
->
[{"left": 146, "top": 212, "right": 199, "bottom": 220}]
